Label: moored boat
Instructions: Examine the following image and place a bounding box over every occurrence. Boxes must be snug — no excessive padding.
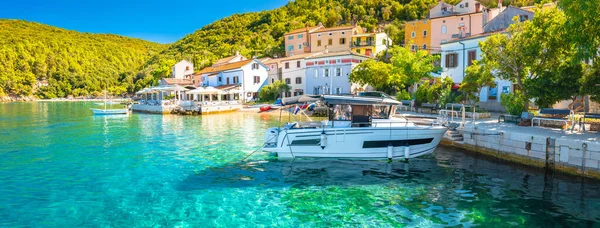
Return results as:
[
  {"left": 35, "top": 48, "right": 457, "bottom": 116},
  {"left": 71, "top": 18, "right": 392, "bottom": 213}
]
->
[{"left": 263, "top": 93, "right": 447, "bottom": 160}]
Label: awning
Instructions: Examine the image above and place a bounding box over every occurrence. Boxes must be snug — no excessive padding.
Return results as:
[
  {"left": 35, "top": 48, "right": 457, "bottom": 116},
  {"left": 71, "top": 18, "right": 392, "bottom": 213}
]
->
[{"left": 281, "top": 94, "right": 321, "bottom": 105}]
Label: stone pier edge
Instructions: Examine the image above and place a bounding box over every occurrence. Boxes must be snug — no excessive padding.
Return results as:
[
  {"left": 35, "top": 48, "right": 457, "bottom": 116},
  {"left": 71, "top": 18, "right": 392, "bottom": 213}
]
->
[{"left": 441, "top": 139, "right": 600, "bottom": 179}]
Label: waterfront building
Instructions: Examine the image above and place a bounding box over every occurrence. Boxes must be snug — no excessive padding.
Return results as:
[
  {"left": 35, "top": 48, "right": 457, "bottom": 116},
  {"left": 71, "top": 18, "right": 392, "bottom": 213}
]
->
[
  {"left": 213, "top": 51, "right": 247, "bottom": 66},
  {"left": 284, "top": 24, "right": 323, "bottom": 57},
  {"left": 261, "top": 58, "right": 281, "bottom": 85},
  {"left": 309, "top": 25, "right": 362, "bottom": 54},
  {"left": 405, "top": 0, "right": 503, "bottom": 53},
  {"left": 439, "top": 6, "right": 534, "bottom": 112},
  {"left": 279, "top": 52, "right": 323, "bottom": 98},
  {"left": 350, "top": 31, "right": 391, "bottom": 57},
  {"left": 196, "top": 58, "right": 269, "bottom": 102},
  {"left": 304, "top": 51, "right": 370, "bottom": 95},
  {"left": 171, "top": 60, "right": 194, "bottom": 80}
]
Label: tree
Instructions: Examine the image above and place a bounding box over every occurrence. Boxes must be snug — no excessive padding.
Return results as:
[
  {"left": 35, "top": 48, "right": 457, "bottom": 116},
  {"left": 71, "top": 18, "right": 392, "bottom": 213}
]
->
[
  {"left": 480, "top": 7, "right": 576, "bottom": 109},
  {"left": 349, "top": 59, "right": 393, "bottom": 93},
  {"left": 460, "top": 60, "right": 496, "bottom": 107},
  {"left": 258, "top": 80, "right": 291, "bottom": 101},
  {"left": 560, "top": 0, "right": 600, "bottom": 62},
  {"left": 388, "top": 45, "right": 440, "bottom": 90}
]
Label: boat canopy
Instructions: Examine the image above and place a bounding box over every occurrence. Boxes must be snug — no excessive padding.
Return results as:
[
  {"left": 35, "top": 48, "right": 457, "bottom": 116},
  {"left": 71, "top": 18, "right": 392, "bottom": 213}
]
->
[
  {"left": 281, "top": 95, "right": 321, "bottom": 105},
  {"left": 323, "top": 95, "right": 401, "bottom": 105},
  {"left": 281, "top": 94, "right": 401, "bottom": 106}
]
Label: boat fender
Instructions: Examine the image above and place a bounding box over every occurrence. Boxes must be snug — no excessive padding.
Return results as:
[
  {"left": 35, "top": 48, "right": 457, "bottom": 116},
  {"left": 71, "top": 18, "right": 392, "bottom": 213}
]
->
[
  {"left": 320, "top": 130, "right": 327, "bottom": 149},
  {"left": 387, "top": 143, "right": 393, "bottom": 162}
]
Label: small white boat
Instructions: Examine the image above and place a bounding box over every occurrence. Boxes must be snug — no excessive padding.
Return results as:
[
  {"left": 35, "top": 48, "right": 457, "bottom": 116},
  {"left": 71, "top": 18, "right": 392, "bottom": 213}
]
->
[
  {"left": 91, "top": 108, "right": 128, "bottom": 115},
  {"left": 91, "top": 90, "right": 129, "bottom": 115},
  {"left": 263, "top": 93, "right": 447, "bottom": 161}
]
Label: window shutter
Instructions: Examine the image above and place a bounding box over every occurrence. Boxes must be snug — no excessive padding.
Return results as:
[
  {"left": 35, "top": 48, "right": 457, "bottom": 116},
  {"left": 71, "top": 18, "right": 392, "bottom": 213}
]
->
[
  {"left": 454, "top": 54, "right": 458, "bottom": 68},
  {"left": 445, "top": 55, "right": 449, "bottom": 68}
]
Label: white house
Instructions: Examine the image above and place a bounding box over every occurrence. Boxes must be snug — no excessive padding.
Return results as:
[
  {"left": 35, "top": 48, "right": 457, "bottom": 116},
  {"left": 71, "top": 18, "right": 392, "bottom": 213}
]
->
[
  {"left": 197, "top": 59, "right": 269, "bottom": 102},
  {"left": 278, "top": 52, "right": 323, "bottom": 97},
  {"left": 304, "top": 51, "right": 370, "bottom": 95},
  {"left": 171, "top": 60, "right": 194, "bottom": 80}
]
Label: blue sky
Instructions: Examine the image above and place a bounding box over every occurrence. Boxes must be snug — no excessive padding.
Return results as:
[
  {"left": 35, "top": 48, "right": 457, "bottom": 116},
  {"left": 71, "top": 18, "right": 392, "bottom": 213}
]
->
[{"left": 0, "top": 0, "right": 288, "bottom": 44}]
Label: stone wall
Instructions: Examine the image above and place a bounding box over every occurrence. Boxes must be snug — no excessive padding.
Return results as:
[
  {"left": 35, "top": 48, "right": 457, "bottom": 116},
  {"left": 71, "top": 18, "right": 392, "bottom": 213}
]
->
[
  {"left": 452, "top": 124, "right": 600, "bottom": 179},
  {"left": 131, "top": 104, "right": 176, "bottom": 114}
]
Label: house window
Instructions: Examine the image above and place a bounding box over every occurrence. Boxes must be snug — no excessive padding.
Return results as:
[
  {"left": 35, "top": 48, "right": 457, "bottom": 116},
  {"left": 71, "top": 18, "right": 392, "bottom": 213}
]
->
[
  {"left": 298, "top": 34, "right": 303, "bottom": 39},
  {"left": 317, "top": 40, "right": 322, "bottom": 47},
  {"left": 336, "top": 59, "right": 341, "bottom": 64},
  {"left": 297, "top": 61, "right": 301, "bottom": 68},
  {"left": 294, "top": 90, "right": 304, "bottom": 96},
  {"left": 341, "top": 32, "right": 345, "bottom": 35},
  {"left": 468, "top": 50, "right": 477, "bottom": 66},
  {"left": 185, "top": 66, "right": 190, "bottom": 70},
  {"left": 445, "top": 53, "right": 458, "bottom": 68},
  {"left": 465, "top": 2, "right": 469, "bottom": 7},
  {"left": 288, "top": 36, "right": 293, "bottom": 40},
  {"left": 254, "top": 76, "right": 260, "bottom": 84},
  {"left": 489, "top": 87, "right": 498, "bottom": 100},
  {"left": 298, "top": 44, "right": 302, "bottom": 50},
  {"left": 329, "top": 33, "right": 332, "bottom": 36},
  {"left": 328, "top": 39, "right": 333, "bottom": 45},
  {"left": 285, "top": 62, "right": 290, "bottom": 69},
  {"left": 336, "top": 87, "right": 342, "bottom": 94},
  {"left": 285, "top": 78, "right": 291, "bottom": 84},
  {"left": 411, "top": 31, "right": 416, "bottom": 38},
  {"left": 271, "top": 78, "right": 274, "bottom": 83},
  {"left": 335, "top": 68, "right": 341, "bottom": 76},
  {"left": 519, "top": 15, "right": 529, "bottom": 22},
  {"left": 460, "top": 4, "right": 464, "bottom": 8},
  {"left": 227, "top": 78, "right": 230, "bottom": 84},
  {"left": 325, "top": 60, "right": 329, "bottom": 64},
  {"left": 318, "top": 34, "right": 321, "bottom": 37},
  {"left": 233, "top": 76, "right": 239, "bottom": 84},
  {"left": 252, "top": 63, "right": 259, "bottom": 69},
  {"left": 288, "top": 45, "right": 293, "bottom": 51},
  {"left": 411, "top": 45, "right": 417, "bottom": 51},
  {"left": 285, "top": 92, "right": 292, "bottom": 97},
  {"left": 218, "top": 76, "right": 222, "bottom": 82},
  {"left": 423, "top": 31, "right": 427, "bottom": 37},
  {"left": 324, "top": 69, "right": 330, "bottom": 77},
  {"left": 295, "top": 77, "right": 302, "bottom": 84},
  {"left": 340, "top": 38, "right": 346, "bottom": 45},
  {"left": 356, "top": 49, "right": 361, "bottom": 54},
  {"left": 313, "top": 87, "right": 319, "bottom": 95},
  {"left": 314, "top": 69, "right": 318, "bottom": 78},
  {"left": 441, "top": 25, "right": 447, "bottom": 34},
  {"left": 422, "top": 44, "right": 427, "bottom": 50}
]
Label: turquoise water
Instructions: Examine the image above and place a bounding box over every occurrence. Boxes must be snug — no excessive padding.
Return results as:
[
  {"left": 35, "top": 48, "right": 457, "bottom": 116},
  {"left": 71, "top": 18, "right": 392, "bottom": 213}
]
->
[{"left": 1, "top": 102, "right": 599, "bottom": 227}]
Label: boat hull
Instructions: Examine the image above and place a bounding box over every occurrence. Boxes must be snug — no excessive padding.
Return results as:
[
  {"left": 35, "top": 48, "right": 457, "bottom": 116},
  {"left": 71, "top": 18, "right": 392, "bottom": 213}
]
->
[
  {"left": 91, "top": 109, "right": 129, "bottom": 115},
  {"left": 264, "top": 126, "right": 447, "bottom": 160}
]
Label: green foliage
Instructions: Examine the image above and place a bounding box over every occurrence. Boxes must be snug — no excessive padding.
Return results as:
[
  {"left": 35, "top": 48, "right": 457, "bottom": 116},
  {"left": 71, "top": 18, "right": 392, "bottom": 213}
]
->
[
  {"left": 480, "top": 7, "right": 576, "bottom": 109},
  {"left": 395, "top": 89, "right": 411, "bottom": 101},
  {"left": 501, "top": 90, "right": 527, "bottom": 115},
  {"left": 258, "top": 80, "right": 291, "bottom": 101},
  {"left": 460, "top": 60, "right": 496, "bottom": 106},
  {"left": 581, "top": 64, "right": 600, "bottom": 103},
  {"left": 389, "top": 45, "right": 440, "bottom": 87},
  {"left": 0, "top": 20, "right": 165, "bottom": 98},
  {"left": 560, "top": 0, "right": 600, "bottom": 62},
  {"left": 414, "top": 81, "right": 429, "bottom": 105},
  {"left": 349, "top": 59, "right": 393, "bottom": 92}
]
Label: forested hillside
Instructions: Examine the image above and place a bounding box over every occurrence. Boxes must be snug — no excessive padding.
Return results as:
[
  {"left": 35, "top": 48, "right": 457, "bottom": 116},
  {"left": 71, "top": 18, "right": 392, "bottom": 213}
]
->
[{"left": 0, "top": 20, "right": 166, "bottom": 99}]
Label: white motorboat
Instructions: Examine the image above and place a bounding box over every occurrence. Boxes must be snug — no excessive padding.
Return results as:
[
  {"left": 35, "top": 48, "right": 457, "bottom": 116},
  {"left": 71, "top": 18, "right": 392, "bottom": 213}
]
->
[{"left": 263, "top": 93, "right": 447, "bottom": 160}]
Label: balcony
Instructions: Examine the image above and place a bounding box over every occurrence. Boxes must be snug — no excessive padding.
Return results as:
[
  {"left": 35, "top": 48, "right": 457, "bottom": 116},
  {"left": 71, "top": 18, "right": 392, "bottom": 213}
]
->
[{"left": 351, "top": 41, "right": 374, "bottom": 48}]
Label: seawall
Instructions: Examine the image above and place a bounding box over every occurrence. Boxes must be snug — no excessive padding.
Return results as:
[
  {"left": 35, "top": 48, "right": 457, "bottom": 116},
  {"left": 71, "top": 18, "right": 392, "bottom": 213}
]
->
[{"left": 443, "top": 122, "right": 600, "bottom": 179}]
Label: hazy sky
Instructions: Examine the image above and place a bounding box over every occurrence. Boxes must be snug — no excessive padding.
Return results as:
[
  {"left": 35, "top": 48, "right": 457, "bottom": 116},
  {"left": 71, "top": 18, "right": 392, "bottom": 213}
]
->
[{"left": 0, "top": 0, "right": 288, "bottom": 44}]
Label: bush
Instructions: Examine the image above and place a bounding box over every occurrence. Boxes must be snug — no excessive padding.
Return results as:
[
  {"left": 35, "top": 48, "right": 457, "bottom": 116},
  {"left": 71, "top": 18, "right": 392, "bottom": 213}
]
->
[
  {"left": 501, "top": 91, "right": 527, "bottom": 115},
  {"left": 415, "top": 83, "right": 430, "bottom": 105},
  {"left": 395, "top": 90, "right": 411, "bottom": 101}
]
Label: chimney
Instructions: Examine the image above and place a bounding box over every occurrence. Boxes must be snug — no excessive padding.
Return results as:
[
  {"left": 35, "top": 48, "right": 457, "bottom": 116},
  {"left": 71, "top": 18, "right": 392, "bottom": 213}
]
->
[
  {"left": 235, "top": 51, "right": 240, "bottom": 56},
  {"left": 324, "top": 45, "right": 329, "bottom": 54},
  {"left": 498, "top": 0, "right": 503, "bottom": 10},
  {"left": 318, "top": 22, "right": 323, "bottom": 27}
]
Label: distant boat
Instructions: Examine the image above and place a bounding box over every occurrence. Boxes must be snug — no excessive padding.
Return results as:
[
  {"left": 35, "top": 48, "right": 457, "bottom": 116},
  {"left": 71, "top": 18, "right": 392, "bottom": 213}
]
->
[
  {"left": 94, "top": 101, "right": 122, "bottom": 105},
  {"left": 91, "top": 89, "right": 129, "bottom": 115}
]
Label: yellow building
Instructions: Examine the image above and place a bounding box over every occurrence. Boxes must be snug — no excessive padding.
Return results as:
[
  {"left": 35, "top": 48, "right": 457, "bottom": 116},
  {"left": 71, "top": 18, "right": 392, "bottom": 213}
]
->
[
  {"left": 350, "top": 33, "right": 391, "bottom": 57},
  {"left": 404, "top": 19, "right": 431, "bottom": 52}
]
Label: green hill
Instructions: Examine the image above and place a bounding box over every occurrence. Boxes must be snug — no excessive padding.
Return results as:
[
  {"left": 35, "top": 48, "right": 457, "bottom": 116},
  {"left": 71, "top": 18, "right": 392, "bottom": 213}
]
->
[{"left": 0, "top": 19, "right": 166, "bottom": 99}]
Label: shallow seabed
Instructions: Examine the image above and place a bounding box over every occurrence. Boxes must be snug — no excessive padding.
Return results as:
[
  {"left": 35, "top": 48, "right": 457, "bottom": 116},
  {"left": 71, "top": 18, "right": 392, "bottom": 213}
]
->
[{"left": 1, "top": 102, "right": 599, "bottom": 227}]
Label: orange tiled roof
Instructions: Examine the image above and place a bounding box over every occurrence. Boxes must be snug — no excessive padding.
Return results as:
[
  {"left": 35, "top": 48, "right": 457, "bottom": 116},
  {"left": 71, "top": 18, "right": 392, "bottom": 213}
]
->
[
  {"left": 214, "top": 55, "right": 245, "bottom": 65},
  {"left": 313, "top": 25, "right": 356, "bottom": 33},
  {"left": 215, "top": 84, "right": 240, "bottom": 90},
  {"left": 196, "top": 59, "right": 254, "bottom": 74},
  {"left": 162, "top": 78, "right": 194, "bottom": 85},
  {"left": 284, "top": 26, "right": 321, "bottom": 35}
]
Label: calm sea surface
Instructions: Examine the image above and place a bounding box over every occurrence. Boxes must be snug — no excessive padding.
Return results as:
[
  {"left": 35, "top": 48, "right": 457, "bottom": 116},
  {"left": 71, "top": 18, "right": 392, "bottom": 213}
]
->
[{"left": 1, "top": 102, "right": 599, "bottom": 227}]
